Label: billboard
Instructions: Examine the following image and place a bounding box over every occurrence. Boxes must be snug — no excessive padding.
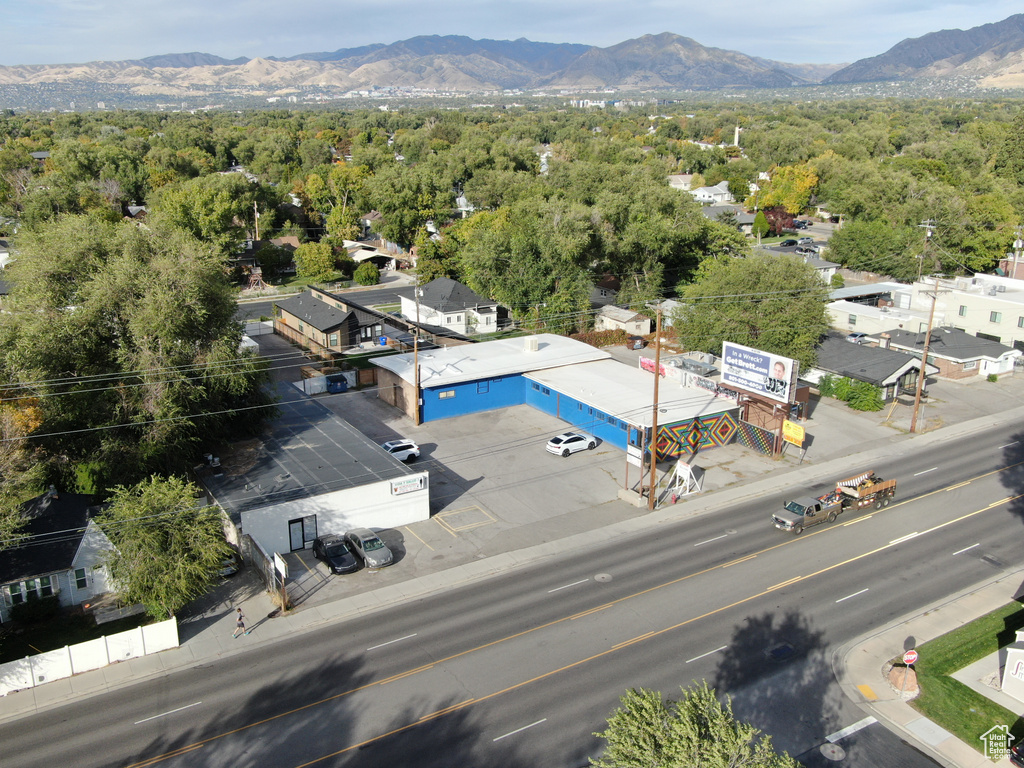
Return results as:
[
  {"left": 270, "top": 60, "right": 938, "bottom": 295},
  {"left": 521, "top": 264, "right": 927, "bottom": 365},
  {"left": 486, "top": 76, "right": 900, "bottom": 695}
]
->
[{"left": 720, "top": 341, "right": 799, "bottom": 405}]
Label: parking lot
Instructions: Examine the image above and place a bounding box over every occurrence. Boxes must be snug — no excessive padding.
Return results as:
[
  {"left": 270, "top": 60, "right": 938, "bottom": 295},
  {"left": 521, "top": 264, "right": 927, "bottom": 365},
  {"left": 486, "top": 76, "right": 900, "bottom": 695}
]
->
[{"left": 254, "top": 328, "right": 652, "bottom": 607}]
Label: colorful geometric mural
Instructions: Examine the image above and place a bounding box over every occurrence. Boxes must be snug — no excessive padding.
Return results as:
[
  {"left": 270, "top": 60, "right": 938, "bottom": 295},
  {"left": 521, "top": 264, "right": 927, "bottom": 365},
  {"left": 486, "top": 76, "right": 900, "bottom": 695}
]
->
[
  {"left": 734, "top": 421, "right": 776, "bottom": 456},
  {"left": 654, "top": 411, "right": 739, "bottom": 460}
]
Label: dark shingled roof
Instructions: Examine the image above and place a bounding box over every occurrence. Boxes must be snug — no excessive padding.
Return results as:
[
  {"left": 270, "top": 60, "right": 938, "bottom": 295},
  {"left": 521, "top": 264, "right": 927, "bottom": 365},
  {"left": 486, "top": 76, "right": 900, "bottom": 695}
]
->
[
  {"left": 418, "top": 277, "right": 492, "bottom": 313},
  {"left": 0, "top": 492, "right": 97, "bottom": 584},
  {"left": 276, "top": 291, "right": 353, "bottom": 333},
  {"left": 814, "top": 331, "right": 930, "bottom": 387},
  {"left": 882, "top": 326, "right": 1017, "bottom": 362}
]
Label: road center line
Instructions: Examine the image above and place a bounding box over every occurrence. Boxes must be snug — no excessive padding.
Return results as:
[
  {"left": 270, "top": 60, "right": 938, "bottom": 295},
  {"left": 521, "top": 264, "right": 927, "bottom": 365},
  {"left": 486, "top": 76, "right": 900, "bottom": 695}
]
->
[
  {"left": 694, "top": 534, "right": 728, "bottom": 547},
  {"left": 367, "top": 633, "right": 417, "bottom": 651},
  {"left": 952, "top": 543, "right": 980, "bottom": 555},
  {"left": 913, "top": 467, "right": 938, "bottom": 476},
  {"left": 889, "top": 532, "right": 920, "bottom": 545},
  {"left": 835, "top": 588, "right": 869, "bottom": 603},
  {"left": 686, "top": 645, "right": 727, "bottom": 663},
  {"left": 1000, "top": 441, "right": 1020, "bottom": 449},
  {"left": 826, "top": 716, "right": 877, "bottom": 743},
  {"left": 493, "top": 719, "right": 547, "bottom": 742},
  {"left": 548, "top": 579, "right": 589, "bottom": 593},
  {"left": 134, "top": 701, "right": 202, "bottom": 725}
]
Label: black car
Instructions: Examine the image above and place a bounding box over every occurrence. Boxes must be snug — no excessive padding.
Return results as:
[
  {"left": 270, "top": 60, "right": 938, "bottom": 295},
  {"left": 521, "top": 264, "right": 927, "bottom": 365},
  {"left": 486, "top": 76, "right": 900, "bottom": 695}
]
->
[
  {"left": 780, "top": 239, "right": 798, "bottom": 247},
  {"left": 313, "top": 535, "right": 360, "bottom": 574},
  {"left": 1011, "top": 741, "right": 1024, "bottom": 767}
]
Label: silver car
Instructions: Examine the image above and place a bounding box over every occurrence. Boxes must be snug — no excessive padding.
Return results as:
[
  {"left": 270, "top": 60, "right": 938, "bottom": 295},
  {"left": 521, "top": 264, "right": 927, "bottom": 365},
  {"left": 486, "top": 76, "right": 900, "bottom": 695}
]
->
[{"left": 344, "top": 527, "right": 394, "bottom": 568}]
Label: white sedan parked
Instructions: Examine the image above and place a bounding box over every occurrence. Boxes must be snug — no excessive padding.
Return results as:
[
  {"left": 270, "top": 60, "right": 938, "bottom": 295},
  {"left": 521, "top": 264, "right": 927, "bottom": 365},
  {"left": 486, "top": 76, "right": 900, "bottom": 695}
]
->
[{"left": 546, "top": 431, "right": 597, "bottom": 457}]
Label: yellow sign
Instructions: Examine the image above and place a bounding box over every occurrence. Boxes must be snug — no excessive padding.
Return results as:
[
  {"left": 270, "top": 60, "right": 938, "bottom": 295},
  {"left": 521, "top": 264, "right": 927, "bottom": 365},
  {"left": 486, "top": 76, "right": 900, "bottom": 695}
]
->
[{"left": 782, "top": 419, "right": 805, "bottom": 446}]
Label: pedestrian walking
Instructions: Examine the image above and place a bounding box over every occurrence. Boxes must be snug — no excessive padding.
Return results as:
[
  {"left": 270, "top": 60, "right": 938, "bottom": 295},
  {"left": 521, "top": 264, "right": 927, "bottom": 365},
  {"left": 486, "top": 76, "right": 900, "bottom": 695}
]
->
[{"left": 232, "top": 607, "right": 246, "bottom": 638}]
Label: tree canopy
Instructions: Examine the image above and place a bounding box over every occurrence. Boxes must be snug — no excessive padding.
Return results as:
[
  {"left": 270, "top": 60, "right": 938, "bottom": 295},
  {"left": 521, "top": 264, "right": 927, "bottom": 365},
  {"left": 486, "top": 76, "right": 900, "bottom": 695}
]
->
[
  {"left": 0, "top": 214, "right": 272, "bottom": 494},
  {"left": 592, "top": 682, "right": 798, "bottom": 768},
  {"left": 97, "top": 476, "right": 232, "bottom": 619},
  {"left": 674, "top": 253, "right": 831, "bottom": 370}
]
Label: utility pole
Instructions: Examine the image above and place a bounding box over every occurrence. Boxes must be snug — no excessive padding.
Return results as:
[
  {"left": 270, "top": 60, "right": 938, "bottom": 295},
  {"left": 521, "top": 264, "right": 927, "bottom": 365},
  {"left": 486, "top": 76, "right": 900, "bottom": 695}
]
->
[
  {"left": 910, "top": 222, "right": 940, "bottom": 434},
  {"left": 254, "top": 201, "right": 260, "bottom": 241},
  {"left": 647, "top": 308, "right": 663, "bottom": 510}
]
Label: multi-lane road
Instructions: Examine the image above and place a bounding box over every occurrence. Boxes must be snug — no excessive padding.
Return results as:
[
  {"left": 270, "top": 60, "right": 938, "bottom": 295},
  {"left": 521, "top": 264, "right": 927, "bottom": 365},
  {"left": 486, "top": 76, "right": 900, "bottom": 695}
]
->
[{"left": 6, "top": 419, "right": 1024, "bottom": 768}]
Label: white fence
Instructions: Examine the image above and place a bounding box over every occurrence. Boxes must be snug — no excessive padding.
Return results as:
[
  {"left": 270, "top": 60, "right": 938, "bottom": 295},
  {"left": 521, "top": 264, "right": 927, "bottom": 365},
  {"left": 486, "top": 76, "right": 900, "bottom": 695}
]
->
[{"left": 0, "top": 617, "right": 178, "bottom": 696}]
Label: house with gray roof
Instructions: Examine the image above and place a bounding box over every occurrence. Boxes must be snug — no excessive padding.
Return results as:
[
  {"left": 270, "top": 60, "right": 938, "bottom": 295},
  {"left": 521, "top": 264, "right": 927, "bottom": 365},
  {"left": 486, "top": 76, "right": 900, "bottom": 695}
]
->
[
  {"left": 803, "top": 331, "right": 938, "bottom": 402},
  {"left": 400, "top": 277, "right": 499, "bottom": 336},
  {"left": 275, "top": 287, "right": 387, "bottom": 357},
  {"left": 0, "top": 492, "right": 113, "bottom": 624},
  {"left": 878, "top": 326, "right": 1020, "bottom": 380}
]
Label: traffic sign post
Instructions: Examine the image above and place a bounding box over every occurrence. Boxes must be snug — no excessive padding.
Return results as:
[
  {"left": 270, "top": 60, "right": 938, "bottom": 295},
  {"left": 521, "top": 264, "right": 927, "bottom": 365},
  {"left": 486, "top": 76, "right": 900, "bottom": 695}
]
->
[{"left": 900, "top": 649, "right": 918, "bottom": 696}]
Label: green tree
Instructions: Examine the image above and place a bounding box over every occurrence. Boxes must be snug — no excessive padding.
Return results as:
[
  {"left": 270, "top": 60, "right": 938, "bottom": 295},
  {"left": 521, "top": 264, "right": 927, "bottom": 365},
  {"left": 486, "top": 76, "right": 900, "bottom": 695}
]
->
[
  {"left": 294, "top": 240, "right": 337, "bottom": 282},
  {"left": 0, "top": 215, "right": 271, "bottom": 491},
  {"left": 97, "top": 476, "right": 231, "bottom": 619},
  {"left": 353, "top": 261, "right": 380, "bottom": 286},
  {"left": 674, "top": 253, "right": 830, "bottom": 370},
  {"left": 752, "top": 211, "right": 770, "bottom": 239},
  {"left": 592, "top": 682, "right": 798, "bottom": 768}
]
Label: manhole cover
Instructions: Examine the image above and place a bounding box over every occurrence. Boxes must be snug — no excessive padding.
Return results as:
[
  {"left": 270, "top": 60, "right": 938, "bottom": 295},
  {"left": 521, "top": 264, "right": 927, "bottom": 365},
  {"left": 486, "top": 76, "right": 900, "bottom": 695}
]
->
[
  {"left": 819, "top": 743, "right": 846, "bottom": 761},
  {"left": 595, "top": 573, "right": 613, "bottom": 583},
  {"left": 725, "top": 529, "right": 737, "bottom": 535},
  {"left": 766, "top": 642, "right": 795, "bottom": 662}
]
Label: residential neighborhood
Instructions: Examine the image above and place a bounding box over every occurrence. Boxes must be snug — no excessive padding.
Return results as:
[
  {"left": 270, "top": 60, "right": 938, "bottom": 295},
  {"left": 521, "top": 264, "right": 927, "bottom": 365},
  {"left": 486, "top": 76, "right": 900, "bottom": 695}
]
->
[{"left": 2, "top": 98, "right": 1024, "bottom": 768}]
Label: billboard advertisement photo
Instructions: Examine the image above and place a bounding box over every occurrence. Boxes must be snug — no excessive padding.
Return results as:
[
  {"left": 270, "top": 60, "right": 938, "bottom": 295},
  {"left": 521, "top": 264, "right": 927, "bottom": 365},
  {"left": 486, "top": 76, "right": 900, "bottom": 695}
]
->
[{"left": 720, "top": 341, "right": 799, "bottom": 405}]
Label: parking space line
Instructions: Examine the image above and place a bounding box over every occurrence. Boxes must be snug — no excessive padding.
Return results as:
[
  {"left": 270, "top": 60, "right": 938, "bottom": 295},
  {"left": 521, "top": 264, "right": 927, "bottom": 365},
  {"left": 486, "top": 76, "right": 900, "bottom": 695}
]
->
[
  {"left": 436, "top": 505, "right": 498, "bottom": 532},
  {"left": 434, "top": 517, "right": 459, "bottom": 538},
  {"left": 403, "top": 525, "right": 434, "bottom": 551}
]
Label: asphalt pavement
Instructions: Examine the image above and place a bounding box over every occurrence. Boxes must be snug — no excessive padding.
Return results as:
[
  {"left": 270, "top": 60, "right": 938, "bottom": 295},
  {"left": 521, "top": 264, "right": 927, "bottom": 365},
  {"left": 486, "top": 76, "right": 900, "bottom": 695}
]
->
[{"left": 3, "top": 339, "right": 1024, "bottom": 767}]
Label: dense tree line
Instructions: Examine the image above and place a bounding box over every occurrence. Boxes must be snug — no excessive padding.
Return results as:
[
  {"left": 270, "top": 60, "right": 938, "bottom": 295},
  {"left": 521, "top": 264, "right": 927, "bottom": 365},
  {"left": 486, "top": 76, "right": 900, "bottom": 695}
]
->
[{"left": 1, "top": 98, "right": 1023, "bottom": 515}]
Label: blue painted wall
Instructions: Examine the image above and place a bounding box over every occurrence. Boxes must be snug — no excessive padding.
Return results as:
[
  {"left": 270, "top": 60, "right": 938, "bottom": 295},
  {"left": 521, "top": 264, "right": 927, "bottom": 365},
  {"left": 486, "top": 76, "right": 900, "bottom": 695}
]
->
[
  {"left": 525, "top": 381, "right": 629, "bottom": 450},
  {"left": 422, "top": 375, "right": 526, "bottom": 421}
]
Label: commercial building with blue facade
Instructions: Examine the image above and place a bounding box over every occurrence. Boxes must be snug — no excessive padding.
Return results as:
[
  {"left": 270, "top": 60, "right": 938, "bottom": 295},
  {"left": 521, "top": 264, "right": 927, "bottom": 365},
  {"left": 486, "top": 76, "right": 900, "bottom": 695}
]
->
[{"left": 372, "top": 335, "right": 739, "bottom": 458}]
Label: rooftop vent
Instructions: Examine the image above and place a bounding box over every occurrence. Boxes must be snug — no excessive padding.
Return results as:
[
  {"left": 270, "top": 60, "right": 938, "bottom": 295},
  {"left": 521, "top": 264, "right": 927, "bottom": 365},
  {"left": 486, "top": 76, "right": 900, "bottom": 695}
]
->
[{"left": 524, "top": 336, "right": 539, "bottom": 353}]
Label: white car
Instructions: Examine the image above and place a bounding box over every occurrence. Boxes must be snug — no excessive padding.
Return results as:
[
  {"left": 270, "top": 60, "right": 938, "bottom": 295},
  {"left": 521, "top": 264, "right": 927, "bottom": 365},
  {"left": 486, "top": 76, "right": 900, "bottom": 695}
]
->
[
  {"left": 546, "top": 431, "right": 597, "bottom": 457},
  {"left": 381, "top": 439, "right": 420, "bottom": 462}
]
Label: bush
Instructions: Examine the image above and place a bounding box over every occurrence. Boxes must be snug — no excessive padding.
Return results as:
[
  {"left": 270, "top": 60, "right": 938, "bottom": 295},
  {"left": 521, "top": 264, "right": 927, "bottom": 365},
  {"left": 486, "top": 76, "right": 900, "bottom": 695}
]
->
[
  {"left": 11, "top": 595, "right": 61, "bottom": 625},
  {"left": 353, "top": 262, "right": 380, "bottom": 286},
  {"left": 988, "top": 374, "right": 999, "bottom": 383},
  {"left": 817, "top": 373, "right": 836, "bottom": 398},
  {"left": 847, "top": 381, "right": 884, "bottom": 411},
  {"left": 569, "top": 329, "right": 630, "bottom": 348}
]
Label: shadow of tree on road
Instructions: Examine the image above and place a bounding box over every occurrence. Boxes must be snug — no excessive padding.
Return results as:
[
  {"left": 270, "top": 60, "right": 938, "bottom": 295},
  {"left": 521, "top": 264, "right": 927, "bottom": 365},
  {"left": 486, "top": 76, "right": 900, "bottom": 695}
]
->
[{"left": 712, "top": 609, "right": 838, "bottom": 760}]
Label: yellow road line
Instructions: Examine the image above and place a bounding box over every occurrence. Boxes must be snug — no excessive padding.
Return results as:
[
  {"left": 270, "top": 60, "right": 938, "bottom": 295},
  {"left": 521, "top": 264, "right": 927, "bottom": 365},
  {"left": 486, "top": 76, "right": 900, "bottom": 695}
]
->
[{"left": 132, "top": 464, "right": 1024, "bottom": 768}]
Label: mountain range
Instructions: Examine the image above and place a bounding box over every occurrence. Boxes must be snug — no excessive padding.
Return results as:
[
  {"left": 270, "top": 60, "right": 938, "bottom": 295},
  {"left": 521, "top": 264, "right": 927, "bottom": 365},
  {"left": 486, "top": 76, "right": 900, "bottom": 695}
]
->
[{"left": 2, "top": 14, "right": 1024, "bottom": 106}]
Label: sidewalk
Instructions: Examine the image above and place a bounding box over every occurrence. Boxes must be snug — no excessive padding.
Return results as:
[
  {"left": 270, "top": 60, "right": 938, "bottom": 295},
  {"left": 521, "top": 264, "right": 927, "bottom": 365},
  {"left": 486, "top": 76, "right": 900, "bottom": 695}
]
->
[
  {"left": 836, "top": 571, "right": 1024, "bottom": 768},
  {"left": 2, "top": 370, "right": 1024, "bottom": 766}
]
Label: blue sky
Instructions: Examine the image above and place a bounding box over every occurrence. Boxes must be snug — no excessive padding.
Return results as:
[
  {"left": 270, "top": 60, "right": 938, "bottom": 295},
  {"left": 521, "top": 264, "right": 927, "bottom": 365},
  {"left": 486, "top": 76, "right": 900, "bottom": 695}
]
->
[{"left": 3, "top": 1, "right": 1020, "bottom": 67}]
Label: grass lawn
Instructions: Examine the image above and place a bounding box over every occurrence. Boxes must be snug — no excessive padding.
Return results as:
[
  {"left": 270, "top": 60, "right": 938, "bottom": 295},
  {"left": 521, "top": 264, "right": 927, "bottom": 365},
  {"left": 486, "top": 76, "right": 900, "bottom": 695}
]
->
[
  {"left": 910, "top": 600, "right": 1024, "bottom": 756},
  {"left": 1, "top": 612, "right": 152, "bottom": 664}
]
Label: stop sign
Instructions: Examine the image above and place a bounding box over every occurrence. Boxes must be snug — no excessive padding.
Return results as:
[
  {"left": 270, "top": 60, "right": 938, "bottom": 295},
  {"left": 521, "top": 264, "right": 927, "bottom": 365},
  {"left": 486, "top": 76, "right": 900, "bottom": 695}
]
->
[{"left": 903, "top": 649, "right": 919, "bottom": 665}]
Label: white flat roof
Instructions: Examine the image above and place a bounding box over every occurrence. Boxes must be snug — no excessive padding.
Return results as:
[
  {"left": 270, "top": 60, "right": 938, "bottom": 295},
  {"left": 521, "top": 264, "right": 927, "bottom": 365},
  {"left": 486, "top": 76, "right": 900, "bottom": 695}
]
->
[
  {"left": 372, "top": 333, "right": 611, "bottom": 387},
  {"left": 525, "top": 359, "right": 737, "bottom": 429}
]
